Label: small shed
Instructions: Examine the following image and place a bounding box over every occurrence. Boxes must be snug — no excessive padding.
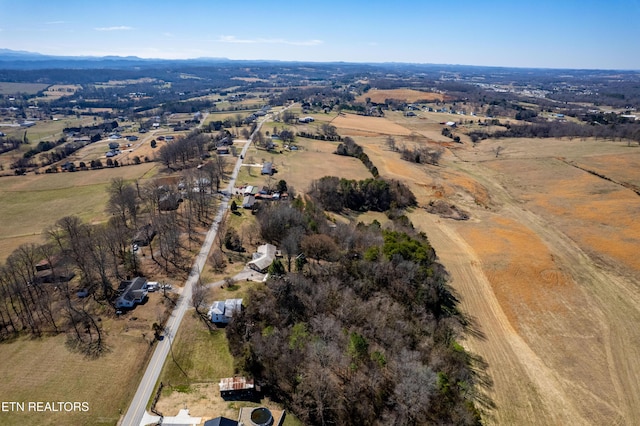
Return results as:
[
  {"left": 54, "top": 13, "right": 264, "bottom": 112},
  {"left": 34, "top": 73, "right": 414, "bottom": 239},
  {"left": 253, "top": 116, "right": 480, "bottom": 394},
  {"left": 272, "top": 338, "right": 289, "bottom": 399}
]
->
[
  {"left": 261, "top": 162, "right": 273, "bottom": 175},
  {"left": 219, "top": 376, "right": 256, "bottom": 399},
  {"left": 242, "top": 195, "right": 256, "bottom": 209}
]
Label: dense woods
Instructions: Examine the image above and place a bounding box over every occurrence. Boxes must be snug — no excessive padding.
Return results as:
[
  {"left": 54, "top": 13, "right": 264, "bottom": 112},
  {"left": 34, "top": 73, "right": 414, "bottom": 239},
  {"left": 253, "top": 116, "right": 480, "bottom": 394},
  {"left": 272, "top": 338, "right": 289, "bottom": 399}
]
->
[
  {"left": 227, "top": 204, "right": 481, "bottom": 425},
  {"left": 309, "top": 176, "right": 416, "bottom": 212}
]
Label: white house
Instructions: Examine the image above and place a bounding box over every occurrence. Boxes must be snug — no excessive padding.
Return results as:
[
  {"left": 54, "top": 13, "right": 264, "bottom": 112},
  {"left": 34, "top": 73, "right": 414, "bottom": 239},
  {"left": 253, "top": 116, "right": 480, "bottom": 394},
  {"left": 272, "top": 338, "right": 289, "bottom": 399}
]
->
[{"left": 209, "top": 298, "right": 243, "bottom": 324}]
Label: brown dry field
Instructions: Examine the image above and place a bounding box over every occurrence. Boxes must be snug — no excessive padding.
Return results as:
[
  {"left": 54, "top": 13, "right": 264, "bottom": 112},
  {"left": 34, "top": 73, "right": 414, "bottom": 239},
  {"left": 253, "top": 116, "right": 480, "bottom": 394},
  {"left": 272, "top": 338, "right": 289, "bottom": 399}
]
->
[
  {"left": 252, "top": 136, "right": 373, "bottom": 196},
  {"left": 0, "top": 293, "right": 174, "bottom": 425},
  {"left": 356, "top": 88, "right": 447, "bottom": 103},
  {"left": 330, "top": 115, "right": 640, "bottom": 425},
  {"left": 330, "top": 113, "right": 413, "bottom": 136}
]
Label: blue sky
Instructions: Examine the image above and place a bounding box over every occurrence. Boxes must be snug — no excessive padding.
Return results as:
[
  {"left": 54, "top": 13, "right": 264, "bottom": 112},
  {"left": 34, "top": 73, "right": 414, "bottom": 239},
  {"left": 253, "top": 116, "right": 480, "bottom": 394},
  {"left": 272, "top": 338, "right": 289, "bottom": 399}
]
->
[{"left": 1, "top": 0, "right": 639, "bottom": 69}]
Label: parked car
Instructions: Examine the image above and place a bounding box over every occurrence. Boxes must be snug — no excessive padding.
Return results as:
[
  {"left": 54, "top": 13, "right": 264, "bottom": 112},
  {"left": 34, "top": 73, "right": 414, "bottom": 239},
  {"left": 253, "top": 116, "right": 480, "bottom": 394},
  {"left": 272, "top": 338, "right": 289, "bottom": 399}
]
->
[{"left": 77, "top": 289, "right": 89, "bottom": 298}]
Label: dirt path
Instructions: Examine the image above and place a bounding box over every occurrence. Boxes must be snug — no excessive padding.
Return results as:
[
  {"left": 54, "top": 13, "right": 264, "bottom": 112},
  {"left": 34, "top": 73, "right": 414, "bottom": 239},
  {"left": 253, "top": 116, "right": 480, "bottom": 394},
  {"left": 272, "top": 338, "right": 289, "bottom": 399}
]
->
[{"left": 346, "top": 127, "right": 640, "bottom": 425}]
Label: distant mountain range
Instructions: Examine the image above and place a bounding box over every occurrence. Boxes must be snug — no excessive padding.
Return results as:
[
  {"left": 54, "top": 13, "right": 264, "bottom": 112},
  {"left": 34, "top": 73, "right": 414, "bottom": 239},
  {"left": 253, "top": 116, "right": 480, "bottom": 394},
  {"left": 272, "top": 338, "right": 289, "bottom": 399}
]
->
[{"left": 0, "top": 48, "right": 233, "bottom": 69}]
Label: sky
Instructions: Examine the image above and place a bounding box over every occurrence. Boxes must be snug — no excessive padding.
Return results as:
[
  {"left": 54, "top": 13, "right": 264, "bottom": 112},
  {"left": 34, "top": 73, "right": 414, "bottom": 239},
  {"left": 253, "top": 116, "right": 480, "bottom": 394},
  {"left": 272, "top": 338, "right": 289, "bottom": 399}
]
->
[{"left": 1, "top": 0, "right": 639, "bottom": 70}]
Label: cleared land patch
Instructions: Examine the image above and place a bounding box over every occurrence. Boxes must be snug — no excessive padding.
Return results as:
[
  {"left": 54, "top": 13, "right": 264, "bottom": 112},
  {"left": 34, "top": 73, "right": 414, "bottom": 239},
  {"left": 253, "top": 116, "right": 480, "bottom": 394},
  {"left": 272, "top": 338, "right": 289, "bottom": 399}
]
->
[{"left": 0, "top": 322, "right": 152, "bottom": 425}]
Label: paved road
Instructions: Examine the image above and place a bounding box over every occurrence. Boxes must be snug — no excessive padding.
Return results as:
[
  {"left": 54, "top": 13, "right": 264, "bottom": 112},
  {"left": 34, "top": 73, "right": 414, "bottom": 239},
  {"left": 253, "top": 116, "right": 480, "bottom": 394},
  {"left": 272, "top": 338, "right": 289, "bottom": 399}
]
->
[{"left": 119, "top": 112, "right": 269, "bottom": 426}]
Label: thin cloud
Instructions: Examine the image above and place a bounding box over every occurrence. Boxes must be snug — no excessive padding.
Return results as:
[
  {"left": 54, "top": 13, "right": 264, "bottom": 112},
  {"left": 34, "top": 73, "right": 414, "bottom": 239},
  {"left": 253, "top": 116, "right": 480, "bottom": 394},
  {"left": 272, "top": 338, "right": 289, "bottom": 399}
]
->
[
  {"left": 218, "top": 35, "right": 322, "bottom": 46},
  {"left": 46, "top": 21, "right": 68, "bottom": 25},
  {"left": 94, "top": 26, "right": 133, "bottom": 32}
]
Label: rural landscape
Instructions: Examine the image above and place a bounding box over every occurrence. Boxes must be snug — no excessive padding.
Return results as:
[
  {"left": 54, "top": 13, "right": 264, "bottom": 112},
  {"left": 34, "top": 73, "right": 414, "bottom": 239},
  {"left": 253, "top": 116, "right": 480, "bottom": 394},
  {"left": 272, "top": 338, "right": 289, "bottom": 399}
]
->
[{"left": 1, "top": 49, "right": 640, "bottom": 426}]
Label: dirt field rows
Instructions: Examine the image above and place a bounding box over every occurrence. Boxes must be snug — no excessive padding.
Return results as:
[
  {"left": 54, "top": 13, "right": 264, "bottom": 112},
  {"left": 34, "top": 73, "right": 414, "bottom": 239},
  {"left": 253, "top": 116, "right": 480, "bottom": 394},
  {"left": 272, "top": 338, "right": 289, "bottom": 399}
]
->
[{"left": 332, "top": 113, "right": 640, "bottom": 425}]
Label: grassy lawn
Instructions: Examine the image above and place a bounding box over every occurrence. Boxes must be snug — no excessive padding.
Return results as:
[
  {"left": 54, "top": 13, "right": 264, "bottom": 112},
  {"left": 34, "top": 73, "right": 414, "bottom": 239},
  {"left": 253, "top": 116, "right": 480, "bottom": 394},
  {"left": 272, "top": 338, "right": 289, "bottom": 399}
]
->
[{"left": 159, "top": 312, "right": 235, "bottom": 389}]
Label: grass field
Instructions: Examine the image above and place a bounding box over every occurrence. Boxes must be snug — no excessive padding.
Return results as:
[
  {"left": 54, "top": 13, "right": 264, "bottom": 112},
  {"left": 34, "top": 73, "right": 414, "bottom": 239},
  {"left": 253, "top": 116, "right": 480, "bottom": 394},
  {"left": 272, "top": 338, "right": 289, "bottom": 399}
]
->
[
  {"left": 0, "top": 300, "right": 168, "bottom": 426},
  {"left": 0, "top": 162, "right": 157, "bottom": 261},
  {"left": 0, "top": 82, "right": 49, "bottom": 95}
]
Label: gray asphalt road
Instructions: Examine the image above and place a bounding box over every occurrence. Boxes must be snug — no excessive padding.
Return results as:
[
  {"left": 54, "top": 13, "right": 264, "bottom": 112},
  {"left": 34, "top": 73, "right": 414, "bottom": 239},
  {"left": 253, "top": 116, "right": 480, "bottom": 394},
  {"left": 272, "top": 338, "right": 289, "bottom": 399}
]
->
[{"left": 119, "top": 111, "right": 271, "bottom": 426}]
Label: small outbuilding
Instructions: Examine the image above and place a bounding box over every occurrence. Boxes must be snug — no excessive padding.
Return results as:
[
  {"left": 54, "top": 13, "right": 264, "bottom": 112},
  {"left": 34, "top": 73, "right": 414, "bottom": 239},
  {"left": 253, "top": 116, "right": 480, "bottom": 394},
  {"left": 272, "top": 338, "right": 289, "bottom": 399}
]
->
[
  {"left": 242, "top": 195, "right": 256, "bottom": 209},
  {"left": 261, "top": 162, "right": 273, "bottom": 175},
  {"left": 204, "top": 416, "right": 238, "bottom": 426},
  {"left": 218, "top": 376, "right": 256, "bottom": 400}
]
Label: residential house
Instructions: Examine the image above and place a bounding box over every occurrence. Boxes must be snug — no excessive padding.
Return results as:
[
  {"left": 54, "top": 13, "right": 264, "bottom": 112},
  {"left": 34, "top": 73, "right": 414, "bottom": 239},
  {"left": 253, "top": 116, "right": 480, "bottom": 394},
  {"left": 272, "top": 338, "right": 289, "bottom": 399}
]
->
[
  {"left": 115, "top": 277, "right": 148, "bottom": 309},
  {"left": 34, "top": 256, "right": 75, "bottom": 284},
  {"left": 209, "top": 298, "right": 243, "bottom": 324},
  {"left": 247, "top": 244, "right": 277, "bottom": 273},
  {"left": 158, "top": 192, "right": 183, "bottom": 211}
]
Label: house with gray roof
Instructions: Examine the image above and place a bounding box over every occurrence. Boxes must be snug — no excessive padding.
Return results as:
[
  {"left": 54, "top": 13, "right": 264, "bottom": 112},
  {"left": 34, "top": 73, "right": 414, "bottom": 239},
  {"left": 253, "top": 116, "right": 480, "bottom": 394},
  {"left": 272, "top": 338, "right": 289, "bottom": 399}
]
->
[
  {"left": 115, "top": 277, "right": 148, "bottom": 309},
  {"left": 247, "top": 244, "right": 277, "bottom": 273}
]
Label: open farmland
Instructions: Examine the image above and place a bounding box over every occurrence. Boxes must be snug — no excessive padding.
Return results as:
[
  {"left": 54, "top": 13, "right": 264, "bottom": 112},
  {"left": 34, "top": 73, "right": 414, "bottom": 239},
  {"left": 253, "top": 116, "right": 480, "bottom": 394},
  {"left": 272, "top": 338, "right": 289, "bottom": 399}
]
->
[
  {"left": 356, "top": 88, "right": 447, "bottom": 104},
  {"left": 0, "top": 162, "right": 156, "bottom": 261},
  {"left": 329, "top": 113, "right": 640, "bottom": 425},
  {"left": 0, "top": 82, "right": 49, "bottom": 95}
]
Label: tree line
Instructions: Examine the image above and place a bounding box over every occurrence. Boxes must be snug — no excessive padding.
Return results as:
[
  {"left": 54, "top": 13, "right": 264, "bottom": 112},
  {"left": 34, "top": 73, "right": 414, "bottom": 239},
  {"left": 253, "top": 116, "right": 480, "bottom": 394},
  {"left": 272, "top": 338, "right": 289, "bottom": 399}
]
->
[
  {"left": 468, "top": 120, "right": 640, "bottom": 145},
  {"left": 335, "top": 136, "right": 379, "bottom": 177}
]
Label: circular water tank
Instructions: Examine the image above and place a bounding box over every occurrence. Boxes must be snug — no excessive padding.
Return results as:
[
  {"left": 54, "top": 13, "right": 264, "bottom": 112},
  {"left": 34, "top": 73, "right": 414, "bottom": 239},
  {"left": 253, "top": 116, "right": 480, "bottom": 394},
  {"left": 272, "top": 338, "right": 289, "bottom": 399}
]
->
[{"left": 250, "top": 407, "right": 273, "bottom": 426}]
